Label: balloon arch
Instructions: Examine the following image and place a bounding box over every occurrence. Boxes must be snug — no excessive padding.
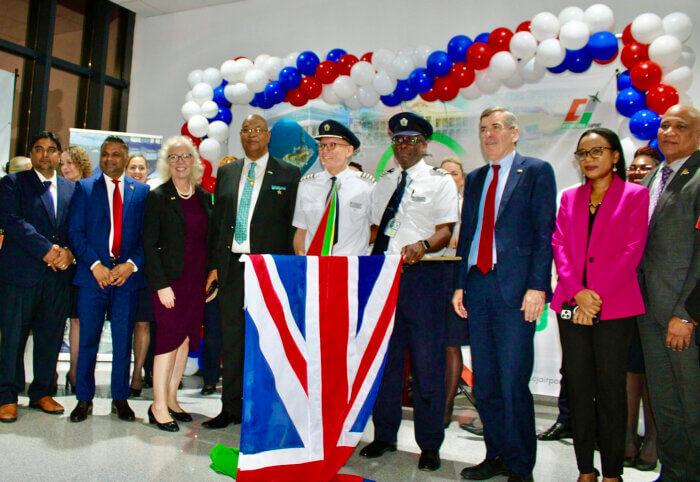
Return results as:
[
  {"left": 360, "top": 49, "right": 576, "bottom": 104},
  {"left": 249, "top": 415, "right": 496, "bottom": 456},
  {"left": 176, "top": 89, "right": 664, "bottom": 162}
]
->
[{"left": 178, "top": 5, "right": 694, "bottom": 192}]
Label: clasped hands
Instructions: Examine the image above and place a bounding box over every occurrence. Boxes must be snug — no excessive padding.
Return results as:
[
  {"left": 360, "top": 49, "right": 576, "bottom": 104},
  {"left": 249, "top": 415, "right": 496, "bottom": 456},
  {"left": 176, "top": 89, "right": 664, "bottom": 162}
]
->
[
  {"left": 92, "top": 261, "right": 134, "bottom": 289},
  {"left": 42, "top": 244, "right": 74, "bottom": 271},
  {"left": 572, "top": 289, "right": 601, "bottom": 326}
]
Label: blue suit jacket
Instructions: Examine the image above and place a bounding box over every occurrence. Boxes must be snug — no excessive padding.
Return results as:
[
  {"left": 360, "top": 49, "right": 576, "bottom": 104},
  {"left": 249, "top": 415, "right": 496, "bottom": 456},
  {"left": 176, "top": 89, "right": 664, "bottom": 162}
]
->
[
  {"left": 455, "top": 153, "right": 557, "bottom": 307},
  {"left": 0, "top": 170, "right": 76, "bottom": 287},
  {"left": 69, "top": 174, "right": 149, "bottom": 291}
]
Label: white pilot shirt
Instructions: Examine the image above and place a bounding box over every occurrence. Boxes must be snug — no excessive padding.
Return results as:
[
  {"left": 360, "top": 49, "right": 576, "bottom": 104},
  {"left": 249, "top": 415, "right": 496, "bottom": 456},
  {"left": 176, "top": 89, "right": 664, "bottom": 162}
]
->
[
  {"left": 371, "top": 159, "right": 459, "bottom": 256},
  {"left": 293, "top": 167, "right": 375, "bottom": 255}
]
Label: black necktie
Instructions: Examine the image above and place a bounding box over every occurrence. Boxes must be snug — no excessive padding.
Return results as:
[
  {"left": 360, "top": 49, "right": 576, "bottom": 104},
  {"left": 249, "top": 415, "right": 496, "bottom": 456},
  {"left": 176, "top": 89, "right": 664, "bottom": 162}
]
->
[
  {"left": 372, "top": 171, "right": 407, "bottom": 255},
  {"left": 328, "top": 176, "right": 339, "bottom": 246},
  {"left": 43, "top": 180, "right": 56, "bottom": 224}
]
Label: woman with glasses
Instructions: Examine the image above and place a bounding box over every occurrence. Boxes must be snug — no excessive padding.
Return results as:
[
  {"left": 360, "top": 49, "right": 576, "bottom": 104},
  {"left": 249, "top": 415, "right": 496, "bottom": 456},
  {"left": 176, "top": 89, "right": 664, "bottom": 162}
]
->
[
  {"left": 626, "top": 146, "right": 661, "bottom": 185},
  {"left": 551, "top": 128, "right": 649, "bottom": 482},
  {"left": 143, "top": 137, "right": 212, "bottom": 431}
]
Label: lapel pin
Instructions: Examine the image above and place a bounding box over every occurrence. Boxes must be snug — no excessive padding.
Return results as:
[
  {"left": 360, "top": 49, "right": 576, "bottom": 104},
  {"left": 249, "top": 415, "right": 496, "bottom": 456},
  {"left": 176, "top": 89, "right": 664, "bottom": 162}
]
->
[
  {"left": 267, "top": 170, "right": 273, "bottom": 174},
  {"left": 130, "top": 185, "right": 134, "bottom": 189},
  {"left": 170, "top": 196, "right": 176, "bottom": 200},
  {"left": 681, "top": 169, "right": 690, "bottom": 175},
  {"left": 517, "top": 169, "right": 523, "bottom": 173},
  {"left": 277, "top": 190, "right": 282, "bottom": 195}
]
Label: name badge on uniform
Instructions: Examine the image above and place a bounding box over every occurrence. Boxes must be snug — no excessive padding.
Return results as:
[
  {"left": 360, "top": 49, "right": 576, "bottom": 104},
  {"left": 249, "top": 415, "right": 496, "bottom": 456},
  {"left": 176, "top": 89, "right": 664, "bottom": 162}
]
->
[
  {"left": 411, "top": 194, "right": 426, "bottom": 202},
  {"left": 385, "top": 219, "right": 401, "bottom": 237},
  {"left": 349, "top": 201, "right": 363, "bottom": 209}
]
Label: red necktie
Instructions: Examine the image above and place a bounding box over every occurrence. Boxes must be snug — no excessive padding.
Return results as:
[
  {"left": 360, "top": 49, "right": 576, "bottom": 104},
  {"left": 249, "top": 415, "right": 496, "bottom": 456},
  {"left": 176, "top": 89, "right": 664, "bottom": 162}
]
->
[
  {"left": 112, "top": 179, "right": 122, "bottom": 258},
  {"left": 476, "top": 164, "right": 500, "bottom": 274}
]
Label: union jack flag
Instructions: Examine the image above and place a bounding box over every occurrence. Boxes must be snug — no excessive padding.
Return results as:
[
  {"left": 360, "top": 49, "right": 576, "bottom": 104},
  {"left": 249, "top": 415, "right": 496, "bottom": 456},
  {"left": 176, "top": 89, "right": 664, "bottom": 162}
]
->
[{"left": 237, "top": 254, "right": 403, "bottom": 481}]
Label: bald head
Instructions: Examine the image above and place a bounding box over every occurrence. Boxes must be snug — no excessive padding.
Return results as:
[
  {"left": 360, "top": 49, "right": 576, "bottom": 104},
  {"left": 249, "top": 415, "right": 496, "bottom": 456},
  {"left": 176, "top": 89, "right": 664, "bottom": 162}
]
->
[
  {"left": 240, "top": 114, "right": 270, "bottom": 160},
  {"left": 658, "top": 104, "right": 700, "bottom": 163}
]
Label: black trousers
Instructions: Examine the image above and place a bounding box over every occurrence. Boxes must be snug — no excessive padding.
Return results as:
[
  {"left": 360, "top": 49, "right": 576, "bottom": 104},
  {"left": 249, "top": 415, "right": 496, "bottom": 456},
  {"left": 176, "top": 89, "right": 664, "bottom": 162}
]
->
[
  {"left": 218, "top": 253, "right": 245, "bottom": 416},
  {"left": 202, "top": 297, "right": 222, "bottom": 386},
  {"left": 558, "top": 314, "right": 635, "bottom": 478}
]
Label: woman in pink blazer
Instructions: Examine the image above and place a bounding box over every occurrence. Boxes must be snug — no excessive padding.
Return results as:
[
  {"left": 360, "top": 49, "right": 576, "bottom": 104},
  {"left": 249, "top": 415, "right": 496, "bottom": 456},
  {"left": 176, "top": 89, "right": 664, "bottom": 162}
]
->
[{"left": 552, "top": 128, "right": 649, "bottom": 482}]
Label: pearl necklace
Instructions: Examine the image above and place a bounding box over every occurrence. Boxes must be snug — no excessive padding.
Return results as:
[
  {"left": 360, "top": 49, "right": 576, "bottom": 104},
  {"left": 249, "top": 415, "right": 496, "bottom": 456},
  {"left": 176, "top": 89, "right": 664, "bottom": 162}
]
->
[{"left": 175, "top": 184, "right": 194, "bottom": 199}]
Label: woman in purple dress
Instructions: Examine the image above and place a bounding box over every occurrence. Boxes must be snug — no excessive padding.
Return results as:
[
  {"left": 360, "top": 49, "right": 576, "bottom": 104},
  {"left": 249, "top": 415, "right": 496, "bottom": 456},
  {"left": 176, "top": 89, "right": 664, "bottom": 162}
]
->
[{"left": 143, "top": 136, "right": 212, "bottom": 431}]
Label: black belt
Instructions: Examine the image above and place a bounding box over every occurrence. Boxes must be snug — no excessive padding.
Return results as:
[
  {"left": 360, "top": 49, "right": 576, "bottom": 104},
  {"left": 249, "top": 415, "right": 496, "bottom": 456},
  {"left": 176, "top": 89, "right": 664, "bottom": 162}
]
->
[{"left": 470, "top": 264, "right": 497, "bottom": 273}]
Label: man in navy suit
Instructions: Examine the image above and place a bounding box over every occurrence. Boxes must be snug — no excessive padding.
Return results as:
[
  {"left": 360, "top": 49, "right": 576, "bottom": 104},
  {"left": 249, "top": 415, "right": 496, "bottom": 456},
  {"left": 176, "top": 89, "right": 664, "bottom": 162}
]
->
[
  {"left": 68, "top": 135, "right": 149, "bottom": 422},
  {"left": 0, "top": 132, "right": 76, "bottom": 422},
  {"left": 453, "top": 107, "right": 556, "bottom": 481}
]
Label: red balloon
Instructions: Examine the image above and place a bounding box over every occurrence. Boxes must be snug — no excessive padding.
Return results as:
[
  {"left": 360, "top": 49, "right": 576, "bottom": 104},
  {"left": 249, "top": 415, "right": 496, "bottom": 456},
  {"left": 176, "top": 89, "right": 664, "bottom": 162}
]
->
[
  {"left": 200, "top": 176, "right": 216, "bottom": 194},
  {"left": 630, "top": 61, "right": 663, "bottom": 91},
  {"left": 516, "top": 21, "right": 531, "bottom": 33},
  {"left": 449, "top": 62, "right": 475, "bottom": 88},
  {"left": 488, "top": 27, "right": 514, "bottom": 53},
  {"left": 337, "top": 54, "right": 359, "bottom": 76},
  {"left": 621, "top": 24, "right": 633, "bottom": 45},
  {"left": 234, "top": 56, "right": 248, "bottom": 61},
  {"left": 287, "top": 86, "right": 308, "bottom": 107},
  {"left": 300, "top": 76, "right": 322, "bottom": 99},
  {"left": 316, "top": 60, "right": 339, "bottom": 84},
  {"left": 620, "top": 42, "right": 649, "bottom": 70},
  {"left": 466, "top": 42, "right": 493, "bottom": 70},
  {"left": 200, "top": 157, "right": 213, "bottom": 179},
  {"left": 184, "top": 134, "right": 202, "bottom": 147},
  {"left": 420, "top": 87, "right": 439, "bottom": 102},
  {"left": 434, "top": 75, "right": 459, "bottom": 102},
  {"left": 593, "top": 50, "right": 618, "bottom": 65},
  {"left": 360, "top": 52, "right": 373, "bottom": 63},
  {"left": 646, "top": 84, "right": 680, "bottom": 115},
  {"left": 181, "top": 122, "right": 191, "bottom": 137}
]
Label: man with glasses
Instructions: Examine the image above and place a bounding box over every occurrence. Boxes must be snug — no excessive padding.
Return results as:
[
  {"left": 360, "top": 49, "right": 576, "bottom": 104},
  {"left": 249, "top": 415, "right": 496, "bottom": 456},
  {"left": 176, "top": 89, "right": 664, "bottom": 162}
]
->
[
  {"left": 0, "top": 132, "right": 76, "bottom": 422},
  {"left": 204, "top": 114, "right": 300, "bottom": 429},
  {"left": 292, "top": 120, "right": 374, "bottom": 255},
  {"left": 360, "top": 112, "right": 458, "bottom": 471}
]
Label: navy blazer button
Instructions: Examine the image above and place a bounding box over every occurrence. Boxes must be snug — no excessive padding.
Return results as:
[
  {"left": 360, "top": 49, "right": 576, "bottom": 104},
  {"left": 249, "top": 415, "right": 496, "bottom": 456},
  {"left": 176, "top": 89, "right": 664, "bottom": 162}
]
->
[{"left": 589, "top": 257, "right": 594, "bottom": 262}]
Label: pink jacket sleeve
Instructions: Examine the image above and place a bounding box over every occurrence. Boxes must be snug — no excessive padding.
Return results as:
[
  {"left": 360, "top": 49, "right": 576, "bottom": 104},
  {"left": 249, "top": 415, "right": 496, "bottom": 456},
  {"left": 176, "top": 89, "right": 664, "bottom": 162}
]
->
[{"left": 552, "top": 190, "right": 586, "bottom": 301}]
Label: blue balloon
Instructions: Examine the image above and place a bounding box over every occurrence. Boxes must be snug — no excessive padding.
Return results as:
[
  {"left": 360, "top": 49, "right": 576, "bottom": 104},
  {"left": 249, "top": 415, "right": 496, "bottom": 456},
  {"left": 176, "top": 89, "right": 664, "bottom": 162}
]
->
[
  {"left": 296, "top": 51, "right": 320, "bottom": 76},
  {"left": 212, "top": 107, "right": 233, "bottom": 124},
  {"left": 616, "top": 87, "right": 647, "bottom": 118},
  {"left": 213, "top": 85, "right": 230, "bottom": 108},
  {"left": 395, "top": 79, "right": 417, "bottom": 102},
  {"left": 630, "top": 109, "right": 662, "bottom": 141},
  {"left": 408, "top": 68, "right": 434, "bottom": 94},
  {"left": 278, "top": 66, "right": 302, "bottom": 90},
  {"left": 447, "top": 35, "right": 473, "bottom": 63},
  {"left": 647, "top": 138, "right": 665, "bottom": 161},
  {"left": 250, "top": 91, "right": 268, "bottom": 108},
  {"left": 547, "top": 60, "right": 568, "bottom": 74},
  {"left": 426, "top": 50, "right": 453, "bottom": 77},
  {"left": 326, "top": 48, "right": 347, "bottom": 63},
  {"left": 474, "top": 32, "right": 490, "bottom": 44},
  {"left": 617, "top": 70, "right": 632, "bottom": 91},
  {"left": 380, "top": 92, "right": 402, "bottom": 107},
  {"left": 586, "top": 31, "right": 619, "bottom": 62},
  {"left": 564, "top": 48, "right": 592, "bottom": 74},
  {"left": 264, "top": 81, "right": 286, "bottom": 105}
]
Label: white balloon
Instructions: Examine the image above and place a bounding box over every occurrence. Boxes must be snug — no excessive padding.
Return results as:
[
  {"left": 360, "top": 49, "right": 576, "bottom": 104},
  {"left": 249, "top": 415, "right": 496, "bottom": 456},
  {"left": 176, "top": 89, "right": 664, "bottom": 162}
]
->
[
  {"left": 202, "top": 67, "right": 222, "bottom": 88},
  {"left": 184, "top": 90, "right": 193, "bottom": 102},
  {"left": 413, "top": 45, "right": 432, "bottom": 68},
  {"left": 344, "top": 94, "right": 362, "bottom": 110},
  {"left": 207, "top": 121, "right": 230, "bottom": 143},
  {"left": 228, "top": 58, "right": 253, "bottom": 83},
  {"left": 321, "top": 83, "right": 341, "bottom": 105},
  {"left": 373, "top": 71, "right": 397, "bottom": 96},
  {"left": 649, "top": 35, "right": 683, "bottom": 68},
  {"left": 391, "top": 55, "right": 415, "bottom": 80},
  {"left": 244, "top": 69, "right": 268, "bottom": 93},
  {"left": 475, "top": 69, "right": 501, "bottom": 94},
  {"left": 559, "top": 20, "right": 591, "bottom": 50},
  {"left": 583, "top": 4, "right": 615, "bottom": 34},
  {"left": 662, "top": 12, "right": 693, "bottom": 43},
  {"left": 263, "top": 56, "right": 285, "bottom": 81},
  {"left": 530, "top": 12, "right": 560, "bottom": 41},
  {"left": 285, "top": 52, "right": 300, "bottom": 67},
  {"left": 220, "top": 60, "right": 238, "bottom": 83},
  {"left": 350, "top": 61, "right": 376, "bottom": 87},
  {"left": 672, "top": 45, "right": 696, "bottom": 69},
  {"left": 503, "top": 70, "right": 525, "bottom": 89},
  {"left": 332, "top": 75, "right": 357, "bottom": 99},
  {"left": 187, "top": 115, "right": 209, "bottom": 138},
  {"left": 199, "top": 138, "right": 221, "bottom": 161},
  {"left": 181, "top": 100, "right": 201, "bottom": 121},
  {"left": 488, "top": 51, "right": 517, "bottom": 79},
  {"left": 510, "top": 32, "right": 538, "bottom": 61},
  {"left": 662, "top": 65, "right": 693, "bottom": 92},
  {"left": 558, "top": 6, "right": 584, "bottom": 26},
  {"left": 398, "top": 47, "right": 414, "bottom": 59},
  {"left": 372, "top": 48, "right": 396, "bottom": 74},
  {"left": 187, "top": 69, "right": 203, "bottom": 88},
  {"left": 224, "top": 82, "right": 254, "bottom": 104},
  {"left": 519, "top": 57, "right": 546, "bottom": 83},
  {"left": 200, "top": 100, "right": 219, "bottom": 119},
  {"left": 535, "top": 39, "right": 566, "bottom": 68},
  {"left": 254, "top": 54, "right": 270, "bottom": 69},
  {"left": 632, "top": 13, "right": 664, "bottom": 45},
  {"left": 191, "top": 82, "right": 214, "bottom": 104},
  {"left": 460, "top": 84, "right": 482, "bottom": 100},
  {"left": 357, "top": 86, "right": 380, "bottom": 107},
  {"left": 679, "top": 93, "right": 694, "bottom": 106}
]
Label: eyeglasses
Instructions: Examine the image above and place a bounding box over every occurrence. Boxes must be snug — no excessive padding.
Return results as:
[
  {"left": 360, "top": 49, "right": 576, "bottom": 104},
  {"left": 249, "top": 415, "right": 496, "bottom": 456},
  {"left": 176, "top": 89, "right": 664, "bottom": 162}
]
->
[
  {"left": 32, "top": 146, "right": 58, "bottom": 155},
  {"left": 574, "top": 146, "right": 613, "bottom": 161},
  {"left": 392, "top": 136, "right": 423, "bottom": 146},
  {"left": 318, "top": 142, "right": 350, "bottom": 152},
  {"left": 627, "top": 164, "right": 655, "bottom": 172},
  {"left": 240, "top": 127, "right": 268, "bottom": 136},
  {"left": 167, "top": 153, "right": 193, "bottom": 162}
]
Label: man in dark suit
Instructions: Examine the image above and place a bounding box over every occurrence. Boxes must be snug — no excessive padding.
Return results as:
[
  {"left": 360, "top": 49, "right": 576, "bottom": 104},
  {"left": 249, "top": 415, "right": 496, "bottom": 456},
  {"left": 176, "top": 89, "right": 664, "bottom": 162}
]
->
[
  {"left": 68, "top": 135, "right": 149, "bottom": 422},
  {"left": 638, "top": 104, "right": 700, "bottom": 481},
  {"left": 204, "top": 114, "right": 300, "bottom": 429},
  {"left": 453, "top": 107, "right": 556, "bottom": 481},
  {"left": 0, "top": 132, "right": 76, "bottom": 422}
]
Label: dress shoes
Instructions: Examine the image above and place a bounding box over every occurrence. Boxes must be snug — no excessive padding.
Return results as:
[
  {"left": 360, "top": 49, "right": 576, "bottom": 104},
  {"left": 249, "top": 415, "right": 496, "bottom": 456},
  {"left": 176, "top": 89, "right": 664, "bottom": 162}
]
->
[
  {"left": 148, "top": 405, "right": 179, "bottom": 432},
  {"left": 634, "top": 456, "right": 657, "bottom": 471},
  {"left": 359, "top": 440, "right": 397, "bottom": 458},
  {"left": 70, "top": 401, "right": 93, "bottom": 422},
  {"left": 169, "top": 408, "right": 192, "bottom": 422},
  {"left": 460, "top": 456, "right": 509, "bottom": 480},
  {"left": 111, "top": 400, "right": 135, "bottom": 421},
  {"left": 0, "top": 403, "right": 18, "bottom": 423},
  {"left": 536, "top": 421, "right": 573, "bottom": 441},
  {"left": 508, "top": 473, "right": 534, "bottom": 482},
  {"left": 129, "top": 387, "right": 142, "bottom": 398},
  {"left": 200, "top": 385, "right": 217, "bottom": 396},
  {"left": 202, "top": 411, "right": 241, "bottom": 429},
  {"left": 460, "top": 419, "right": 485, "bottom": 436},
  {"left": 29, "top": 396, "right": 64, "bottom": 414},
  {"left": 418, "top": 450, "right": 441, "bottom": 471}
]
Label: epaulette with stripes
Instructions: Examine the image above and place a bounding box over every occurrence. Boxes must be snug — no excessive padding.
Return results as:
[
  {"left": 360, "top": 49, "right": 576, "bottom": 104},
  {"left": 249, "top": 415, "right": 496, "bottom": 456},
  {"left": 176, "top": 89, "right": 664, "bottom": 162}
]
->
[{"left": 300, "top": 172, "right": 317, "bottom": 182}]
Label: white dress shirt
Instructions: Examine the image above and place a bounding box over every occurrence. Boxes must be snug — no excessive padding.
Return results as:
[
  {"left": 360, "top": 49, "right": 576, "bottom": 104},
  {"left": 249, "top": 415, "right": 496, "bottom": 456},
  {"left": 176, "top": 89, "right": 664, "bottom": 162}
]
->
[
  {"left": 90, "top": 173, "right": 136, "bottom": 270},
  {"left": 34, "top": 169, "right": 57, "bottom": 217},
  {"left": 232, "top": 153, "right": 269, "bottom": 253}
]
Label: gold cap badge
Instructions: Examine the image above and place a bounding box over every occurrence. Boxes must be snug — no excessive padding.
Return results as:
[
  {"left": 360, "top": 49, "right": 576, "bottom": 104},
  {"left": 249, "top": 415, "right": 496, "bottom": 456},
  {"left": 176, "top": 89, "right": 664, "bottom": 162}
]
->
[{"left": 400, "top": 117, "right": 408, "bottom": 127}]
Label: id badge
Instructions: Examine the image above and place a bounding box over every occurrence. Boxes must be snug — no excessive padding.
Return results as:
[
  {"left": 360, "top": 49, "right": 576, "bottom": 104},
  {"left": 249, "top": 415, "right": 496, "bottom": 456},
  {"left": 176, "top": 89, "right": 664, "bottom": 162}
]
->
[{"left": 385, "top": 219, "right": 401, "bottom": 238}]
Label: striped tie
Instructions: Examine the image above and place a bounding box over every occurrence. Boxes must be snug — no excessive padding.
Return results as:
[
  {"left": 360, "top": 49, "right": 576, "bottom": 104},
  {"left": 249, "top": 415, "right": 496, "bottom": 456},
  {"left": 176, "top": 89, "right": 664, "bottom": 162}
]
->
[{"left": 235, "top": 163, "right": 256, "bottom": 244}]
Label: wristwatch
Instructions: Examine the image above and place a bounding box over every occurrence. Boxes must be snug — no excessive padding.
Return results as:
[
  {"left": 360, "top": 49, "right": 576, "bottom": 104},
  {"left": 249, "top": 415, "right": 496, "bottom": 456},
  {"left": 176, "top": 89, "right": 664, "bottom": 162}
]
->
[{"left": 421, "top": 239, "right": 431, "bottom": 251}]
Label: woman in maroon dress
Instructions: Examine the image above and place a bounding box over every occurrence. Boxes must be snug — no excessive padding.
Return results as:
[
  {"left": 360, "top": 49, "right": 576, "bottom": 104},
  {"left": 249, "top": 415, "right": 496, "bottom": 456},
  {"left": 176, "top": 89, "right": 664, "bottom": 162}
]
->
[{"left": 143, "top": 136, "right": 212, "bottom": 431}]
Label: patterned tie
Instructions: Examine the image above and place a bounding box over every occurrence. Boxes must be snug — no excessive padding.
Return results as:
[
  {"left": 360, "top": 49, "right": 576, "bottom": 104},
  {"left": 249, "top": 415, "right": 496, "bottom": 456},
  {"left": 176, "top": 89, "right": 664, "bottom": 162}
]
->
[
  {"left": 112, "top": 179, "right": 122, "bottom": 258},
  {"left": 43, "top": 181, "right": 55, "bottom": 223},
  {"left": 372, "top": 170, "right": 408, "bottom": 255},
  {"left": 235, "top": 162, "right": 257, "bottom": 244},
  {"left": 649, "top": 165, "right": 672, "bottom": 220},
  {"left": 476, "top": 164, "right": 500, "bottom": 274},
  {"left": 327, "top": 176, "right": 339, "bottom": 247}
]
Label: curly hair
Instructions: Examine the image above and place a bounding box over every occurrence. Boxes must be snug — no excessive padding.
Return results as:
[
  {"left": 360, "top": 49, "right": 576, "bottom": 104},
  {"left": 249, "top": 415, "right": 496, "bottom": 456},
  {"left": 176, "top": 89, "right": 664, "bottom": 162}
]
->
[{"left": 61, "top": 145, "right": 93, "bottom": 179}]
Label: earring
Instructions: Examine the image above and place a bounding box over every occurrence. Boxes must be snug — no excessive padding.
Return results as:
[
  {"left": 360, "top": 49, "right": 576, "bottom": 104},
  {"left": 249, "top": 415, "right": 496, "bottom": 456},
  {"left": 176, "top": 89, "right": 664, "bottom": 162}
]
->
[{"left": 613, "top": 166, "right": 617, "bottom": 172}]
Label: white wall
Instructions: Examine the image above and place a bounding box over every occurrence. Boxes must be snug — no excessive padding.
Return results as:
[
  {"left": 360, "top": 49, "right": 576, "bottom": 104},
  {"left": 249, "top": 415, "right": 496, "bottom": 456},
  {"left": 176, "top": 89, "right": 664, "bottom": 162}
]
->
[{"left": 127, "top": 0, "right": 700, "bottom": 144}]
